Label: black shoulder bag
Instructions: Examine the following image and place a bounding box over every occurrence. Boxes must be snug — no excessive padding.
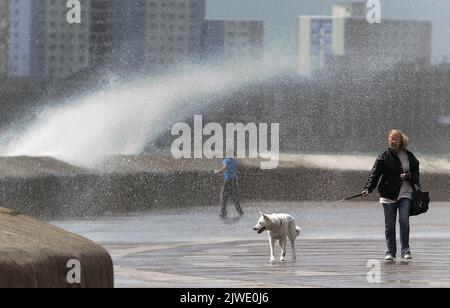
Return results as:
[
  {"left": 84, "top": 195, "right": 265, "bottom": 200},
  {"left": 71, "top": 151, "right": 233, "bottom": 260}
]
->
[{"left": 410, "top": 185, "right": 430, "bottom": 216}]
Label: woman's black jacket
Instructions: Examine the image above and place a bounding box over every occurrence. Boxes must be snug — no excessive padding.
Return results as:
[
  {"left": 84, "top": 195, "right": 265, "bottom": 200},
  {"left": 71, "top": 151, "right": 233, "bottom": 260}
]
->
[{"left": 364, "top": 148, "right": 420, "bottom": 201}]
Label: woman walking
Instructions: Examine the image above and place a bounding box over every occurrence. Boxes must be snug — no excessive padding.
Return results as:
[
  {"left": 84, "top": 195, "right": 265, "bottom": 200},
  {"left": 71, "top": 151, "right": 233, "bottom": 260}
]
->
[{"left": 362, "top": 129, "right": 420, "bottom": 261}]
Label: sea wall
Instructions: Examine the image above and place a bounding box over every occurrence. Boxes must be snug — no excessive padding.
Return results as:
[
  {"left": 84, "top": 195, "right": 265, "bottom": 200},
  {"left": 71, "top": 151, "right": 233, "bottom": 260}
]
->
[{"left": 0, "top": 155, "right": 448, "bottom": 219}]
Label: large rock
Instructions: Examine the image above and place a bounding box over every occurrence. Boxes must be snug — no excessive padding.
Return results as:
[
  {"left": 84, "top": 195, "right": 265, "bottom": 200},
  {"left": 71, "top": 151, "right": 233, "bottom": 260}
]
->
[{"left": 0, "top": 207, "right": 113, "bottom": 288}]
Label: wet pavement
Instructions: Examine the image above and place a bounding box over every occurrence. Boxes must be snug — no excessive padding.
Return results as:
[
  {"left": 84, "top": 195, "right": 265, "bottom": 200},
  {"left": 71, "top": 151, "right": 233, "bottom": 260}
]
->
[{"left": 52, "top": 202, "right": 450, "bottom": 288}]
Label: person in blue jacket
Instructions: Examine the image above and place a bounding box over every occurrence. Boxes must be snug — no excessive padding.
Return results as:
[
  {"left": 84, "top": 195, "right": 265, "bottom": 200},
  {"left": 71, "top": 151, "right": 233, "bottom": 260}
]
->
[{"left": 215, "top": 154, "right": 244, "bottom": 218}]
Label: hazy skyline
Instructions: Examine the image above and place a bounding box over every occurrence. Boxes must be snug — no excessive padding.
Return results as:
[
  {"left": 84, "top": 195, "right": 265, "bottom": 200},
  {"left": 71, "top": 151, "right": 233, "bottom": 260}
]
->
[{"left": 206, "top": 0, "right": 450, "bottom": 64}]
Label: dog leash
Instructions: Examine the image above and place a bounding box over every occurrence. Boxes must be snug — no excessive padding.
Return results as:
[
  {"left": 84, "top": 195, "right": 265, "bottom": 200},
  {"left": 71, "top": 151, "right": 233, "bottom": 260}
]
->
[
  {"left": 338, "top": 193, "right": 365, "bottom": 202},
  {"left": 250, "top": 201, "right": 347, "bottom": 219},
  {"left": 296, "top": 201, "right": 347, "bottom": 218}
]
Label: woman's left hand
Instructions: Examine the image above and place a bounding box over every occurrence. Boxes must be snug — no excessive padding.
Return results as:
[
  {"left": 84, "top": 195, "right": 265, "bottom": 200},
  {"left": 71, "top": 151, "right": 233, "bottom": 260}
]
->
[{"left": 400, "top": 172, "right": 411, "bottom": 181}]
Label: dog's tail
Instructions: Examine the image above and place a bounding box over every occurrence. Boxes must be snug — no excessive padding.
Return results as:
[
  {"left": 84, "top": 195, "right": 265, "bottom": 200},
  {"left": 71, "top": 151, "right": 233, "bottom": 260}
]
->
[{"left": 296, "top": 227, "right": 301, "bottom": 238}]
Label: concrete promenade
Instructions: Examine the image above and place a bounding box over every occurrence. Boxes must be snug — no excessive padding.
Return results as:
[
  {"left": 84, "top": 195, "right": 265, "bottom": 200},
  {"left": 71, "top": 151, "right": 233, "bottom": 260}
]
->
[
  {"left": 52, "top": 201, "right": 450, "bottom": 288},
  {"left": 107, "top": 238, "right": 450, "bottom": 288}
]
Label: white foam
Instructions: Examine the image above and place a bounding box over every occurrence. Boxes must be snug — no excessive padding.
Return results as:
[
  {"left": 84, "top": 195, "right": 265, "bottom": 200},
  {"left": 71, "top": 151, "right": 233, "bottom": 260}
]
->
[{"left": 0, "top": 58, "right": 290, "bottom": 167}]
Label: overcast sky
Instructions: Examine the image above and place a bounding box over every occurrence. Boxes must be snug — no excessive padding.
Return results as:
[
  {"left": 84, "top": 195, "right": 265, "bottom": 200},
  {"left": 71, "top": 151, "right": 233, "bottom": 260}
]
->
[{"left": 206, "top": 0, "right": 450, "bottom": 64}]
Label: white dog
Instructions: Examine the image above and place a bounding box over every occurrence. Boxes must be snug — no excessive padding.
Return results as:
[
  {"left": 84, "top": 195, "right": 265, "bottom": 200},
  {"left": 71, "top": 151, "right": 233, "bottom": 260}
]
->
[{"left": 253, "top": 212, "right": 301, "bottom": 263}]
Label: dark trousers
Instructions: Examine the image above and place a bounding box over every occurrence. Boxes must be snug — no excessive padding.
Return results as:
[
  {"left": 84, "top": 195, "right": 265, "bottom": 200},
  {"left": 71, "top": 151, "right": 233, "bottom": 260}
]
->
[
  {"left": 383, "top": 198, "right": 412, "bottom": 257},
  {"left": 220, "top": 179, "right": 243, "bottom": 217}
]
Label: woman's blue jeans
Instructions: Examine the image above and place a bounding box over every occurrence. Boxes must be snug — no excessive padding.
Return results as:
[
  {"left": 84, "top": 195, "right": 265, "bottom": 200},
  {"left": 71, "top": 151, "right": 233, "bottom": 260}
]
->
[{"left": 383, "top": 198, "right": 412, "bottom": 258}]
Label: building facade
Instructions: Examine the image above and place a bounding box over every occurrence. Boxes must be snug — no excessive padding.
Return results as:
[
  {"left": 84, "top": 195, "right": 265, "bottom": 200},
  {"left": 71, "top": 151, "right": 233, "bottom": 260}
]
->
[
  {"left": 145, "top": 0, "right": 205, "bottom": 68},
  {"left": 0, "top": 0, "right": 8, "bottom": 76},
  {"left": 204, "top": 19, "right": 264, "bottom": 62},
  {"left": 8, "top": 0, "right": 34, "bottom": 76},
  {"left": 110, "top": 0, "right": 146, "bottom": 70},
  {"left": 336, "top": 18, "right": 432, "bottom": 73},
  {"left": 298, "top": 3, "right": 432, "bottom": 77},
  {"left": 111, "top": 0, "right": 205, "bottom": 71},
  {"left": 4, "top": 0, "right": 265, "bottom": 76},
  {"left": 89, "top": 0, "right": 114, "bottom": 68},
  {"left": 7, "top": 0, "right": 114, "bottom": 78},
  {"left": 45, "top": 0, "right": 91, "bottom": 77},
  {"left": 8, "top": 0, "right": 92, "bottom": 77},
  {"left": 298, "top": 16, "right": 334, "bottom": 77}
]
